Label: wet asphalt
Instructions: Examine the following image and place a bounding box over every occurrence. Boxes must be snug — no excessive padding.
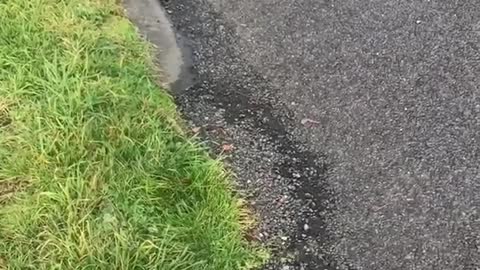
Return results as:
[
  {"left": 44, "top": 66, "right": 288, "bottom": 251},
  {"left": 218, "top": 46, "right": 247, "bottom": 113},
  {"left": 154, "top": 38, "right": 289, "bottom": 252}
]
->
[{"left": 160, "top": 0, "right": 480, "bottom": 269}]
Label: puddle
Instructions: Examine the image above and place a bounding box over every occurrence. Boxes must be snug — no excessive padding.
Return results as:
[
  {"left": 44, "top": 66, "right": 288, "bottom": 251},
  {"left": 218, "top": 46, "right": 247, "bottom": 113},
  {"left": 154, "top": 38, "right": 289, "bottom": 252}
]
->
[
  {"left": 168, "top": 34, "right": 195, "bottom": 93},
  {"left": 123, "top": 0, "right": 195, "bottom": 93}
]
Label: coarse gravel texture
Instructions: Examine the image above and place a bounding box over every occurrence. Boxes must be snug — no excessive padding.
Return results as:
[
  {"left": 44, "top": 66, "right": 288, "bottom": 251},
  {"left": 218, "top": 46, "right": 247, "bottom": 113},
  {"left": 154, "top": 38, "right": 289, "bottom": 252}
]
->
[
  {"left": 160, "top": 0, "right": 480, "bottom": 269},
  {"left": 159, "top": 1, "right": 339, "bottom": 269}
]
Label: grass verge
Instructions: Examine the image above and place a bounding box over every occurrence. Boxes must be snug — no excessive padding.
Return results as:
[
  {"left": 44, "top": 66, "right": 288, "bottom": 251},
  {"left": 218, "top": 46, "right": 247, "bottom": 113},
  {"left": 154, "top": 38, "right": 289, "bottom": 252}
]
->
[{"left": 0, "top": 0, "right": 265, "bottom": 269}]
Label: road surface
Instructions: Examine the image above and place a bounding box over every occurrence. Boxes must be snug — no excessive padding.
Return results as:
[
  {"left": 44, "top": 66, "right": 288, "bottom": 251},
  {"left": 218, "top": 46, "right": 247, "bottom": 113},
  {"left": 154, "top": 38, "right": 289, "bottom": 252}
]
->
[{"left": 161, "top": 0, "right": 480, "bottom": 269}]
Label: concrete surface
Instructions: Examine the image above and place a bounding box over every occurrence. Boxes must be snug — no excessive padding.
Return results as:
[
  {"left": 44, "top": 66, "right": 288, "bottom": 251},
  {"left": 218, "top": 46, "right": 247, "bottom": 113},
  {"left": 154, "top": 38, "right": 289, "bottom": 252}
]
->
[{"left": 149, "top": 0, "right": 480, "bottom": 269}]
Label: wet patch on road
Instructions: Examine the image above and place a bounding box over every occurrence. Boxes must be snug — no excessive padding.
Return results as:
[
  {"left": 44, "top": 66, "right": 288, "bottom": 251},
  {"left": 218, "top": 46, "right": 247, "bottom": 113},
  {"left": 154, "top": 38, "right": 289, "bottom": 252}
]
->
[{"left": 156, "top": 0, "right": 349, "bottom": 268}]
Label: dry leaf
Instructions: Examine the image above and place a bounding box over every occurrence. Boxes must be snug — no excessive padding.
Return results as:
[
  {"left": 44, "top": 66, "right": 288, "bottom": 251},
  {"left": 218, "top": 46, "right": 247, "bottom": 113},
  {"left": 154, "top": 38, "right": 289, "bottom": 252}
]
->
[
  {"left": 301, "top": 118, "right": 320, "bottom": 126},
  {"left": 221, "top": 144, "right": 234, "bottom": 152},
  {"left": 192, "top": 127, "right": 201, "bottom": 134}
]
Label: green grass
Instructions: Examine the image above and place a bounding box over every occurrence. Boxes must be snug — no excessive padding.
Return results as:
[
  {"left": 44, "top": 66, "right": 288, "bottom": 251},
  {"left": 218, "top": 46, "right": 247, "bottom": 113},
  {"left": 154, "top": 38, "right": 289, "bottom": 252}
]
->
[{"left": 0, "top": 0, "right": 265, "bottom": 269}]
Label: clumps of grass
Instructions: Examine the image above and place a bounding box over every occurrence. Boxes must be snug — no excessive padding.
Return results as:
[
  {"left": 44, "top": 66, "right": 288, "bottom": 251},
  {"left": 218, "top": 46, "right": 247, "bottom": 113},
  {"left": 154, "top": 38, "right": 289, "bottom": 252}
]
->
[
  {"left": 0, "top": 101, "right": 11, "bottom": 128},
  {"left": 0, "top": 0, "right": 265, "bottom": 269},
  {"left": 0, "top": 178, "right": 29, "bottom": 205}
]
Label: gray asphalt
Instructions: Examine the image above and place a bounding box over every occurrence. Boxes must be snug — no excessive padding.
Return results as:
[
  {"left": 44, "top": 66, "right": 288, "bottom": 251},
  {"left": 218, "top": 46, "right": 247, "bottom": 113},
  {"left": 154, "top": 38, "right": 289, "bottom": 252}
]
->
[{"left": 161, "top": 0, "right": 480, "bottom": 269}]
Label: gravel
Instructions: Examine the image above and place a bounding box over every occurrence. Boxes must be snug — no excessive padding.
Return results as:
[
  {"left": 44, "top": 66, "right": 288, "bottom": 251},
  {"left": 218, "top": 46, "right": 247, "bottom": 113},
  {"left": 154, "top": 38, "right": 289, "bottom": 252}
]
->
[{"left": 159, "top": 1, "right": 338, "bottom": 269}]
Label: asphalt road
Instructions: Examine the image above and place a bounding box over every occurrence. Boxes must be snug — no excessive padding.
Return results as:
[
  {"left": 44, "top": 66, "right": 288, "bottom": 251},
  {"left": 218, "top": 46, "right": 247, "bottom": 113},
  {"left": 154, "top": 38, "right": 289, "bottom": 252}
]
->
[{"left": 162, "top": 0, "right": 480, "bottom": 269}]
